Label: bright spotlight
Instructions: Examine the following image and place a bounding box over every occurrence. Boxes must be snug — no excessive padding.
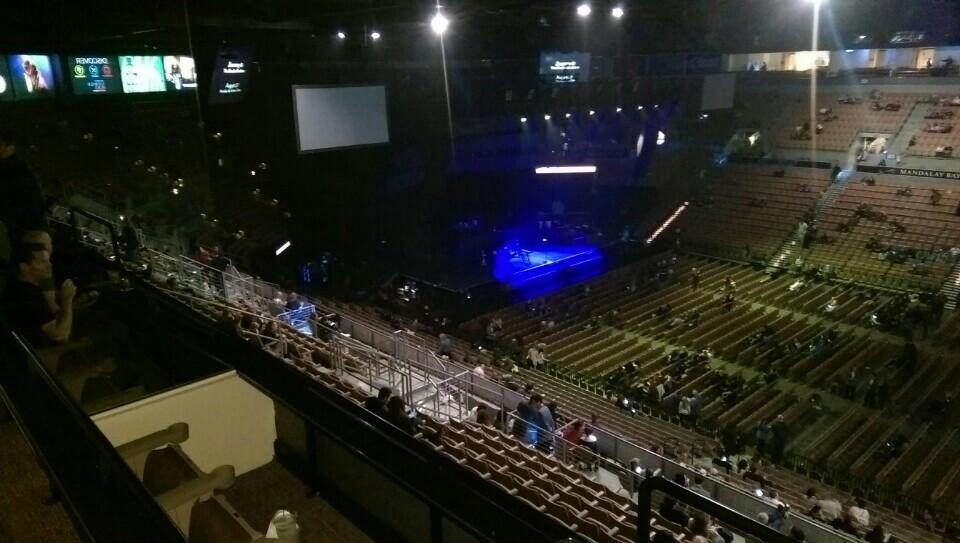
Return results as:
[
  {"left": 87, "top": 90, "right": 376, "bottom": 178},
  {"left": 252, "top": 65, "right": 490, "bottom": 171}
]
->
[
  {"left": 577, "top": 3, "right": 591, "bottom": 17},
  {"left": 657, "top": 131, "right": 666, "bottom": 145},
  {"left": 336, "top": 31, "right": 346, "bottom": 39},
  {"left": 588, "top": 109, "right": 595, "bottom": 116},
  {"left": 565, "top": 113, "right": 572, "bottom": 118},
  {"left": 616, "top": 107, "right": 623, "bottom": 113},
  {"left": 431, "top": 12, "right": 450, "bottom": 35},
  {"left": 520, "top": 116, "right": 528, "bottom": 123},
  {"left": 637, "top": 105, "right": 644, "bottom": 110},
  {"left": 544, "top": 114, "right": 552, "bottom": 120},
  {"left": 370, "top": 31, "right": 381, "bottom": 41},
  {"left": 275, "top": 241, "right": 292, "bottom": 256},
  {"left": 611, "top": 6, "right": 624, "bottom": 18}
]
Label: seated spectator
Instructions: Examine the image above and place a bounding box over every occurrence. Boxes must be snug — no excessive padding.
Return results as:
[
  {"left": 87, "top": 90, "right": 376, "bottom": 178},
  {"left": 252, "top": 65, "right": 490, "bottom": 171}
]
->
[
  {"left": 364, "top": 386, "right": 392, "bottom": 415},
  {"left": 864, "top": 524, "right": 885, "bottom": 543},
  {"left": 562, "top": 419, "right": 585, "bottom": 444},
  {"left": 659, "top": 497, "right": 689, "bottom": 527},
  {"left": 386, "top": 396, "right": 417, "bottom": 434},
  {"left": 805, "top": 488, "right": 843, "bottom": 522},
  {"left": 4, "top": 241, "right": 76, "bottom": 345},
  {"left": 789, "top": 527, "right": 806, "bottom": 541},
  {"left": 688, "top": 512, "right": 724, "bottom": 543},
  {"left": 846, "top": 498, "right": 870, "bottom": 532}
]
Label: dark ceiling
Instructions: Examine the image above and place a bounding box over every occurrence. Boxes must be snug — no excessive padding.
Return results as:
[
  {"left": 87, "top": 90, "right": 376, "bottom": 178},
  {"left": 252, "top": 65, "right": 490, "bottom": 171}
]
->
[{"left": 2, "top": 0, "right": 958, "bottom": 59}]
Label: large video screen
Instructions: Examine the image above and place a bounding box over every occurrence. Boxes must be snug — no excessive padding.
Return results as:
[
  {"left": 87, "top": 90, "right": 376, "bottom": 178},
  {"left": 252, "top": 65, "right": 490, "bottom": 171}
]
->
[
  {"left": 68, "top": 56, "right": 121, "bottom": 95},
  {"left": 7, "top": 54, "right": 57, "bottom": 99},
  {"left": 293, "top": 85, "right": 390, "bottom": 153},
  {"left": 118, "top": 55, "right": 166, "bottom": 94},
  {"left": 163, "top": 55, "right": 197, "bottom": 91},
  {"left": 0, "top": 60, "right": 14, "bottom": 101},
  {"left": 209, "top": 47, "right": 251, "bottom": 104},
  {"left": 539, "top": 51, "right": 591, "bottom": 84}
]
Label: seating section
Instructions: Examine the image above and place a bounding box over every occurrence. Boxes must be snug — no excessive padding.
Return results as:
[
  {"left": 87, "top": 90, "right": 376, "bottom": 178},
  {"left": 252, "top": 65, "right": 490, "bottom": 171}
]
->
[
  {"left": 117, "top": 427, "right": 263, "bottom": 542},
  {"left": 677, "top": 167, "right": 830, "bottom": 260},
  {"left": 798, "top": 174, "right": 960, "bottom": 290},
  {"left": 464, "top": 253, "right": 958, "bottom": 541},
  {"left": 777, "top": 94, "right": 918, "bottom": 152},
  {"left": 904, "top": 103, "right": 960, "bottom": 158},
  {"left": 138, "top": 227, "right": 959, "bottom": 542}
]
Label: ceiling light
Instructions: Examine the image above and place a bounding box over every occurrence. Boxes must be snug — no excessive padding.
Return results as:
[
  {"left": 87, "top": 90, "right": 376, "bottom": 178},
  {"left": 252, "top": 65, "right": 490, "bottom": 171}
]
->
[
  {"left": 431, "top": 12, "right": 450, "bottom": 35},
  {"left": 544, "top": 114, "right": 552, "bottom": 120},
  {"left": 370, "top": 31, "right": 381, "bottom": 41},
  {"left": 611, "top": 6, "right": 624, "bottom": 18},
  {"left": 520, "top": 116, "right": 528, "bottom": 123},
  {"left": 577, "top": 4, "right": 591, "bottom": 17},
  {"left": 337, "top": 31, "right": 346, "bottom": 39}
]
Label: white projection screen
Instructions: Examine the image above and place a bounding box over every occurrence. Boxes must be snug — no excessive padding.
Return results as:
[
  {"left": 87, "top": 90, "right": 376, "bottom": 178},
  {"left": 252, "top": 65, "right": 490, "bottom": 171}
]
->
[
  {"left": 293, "top": 85, "right": 390, "bottom": 153},
  {"left": 701, "top": 73, "right": 736, "bottom": 111}
]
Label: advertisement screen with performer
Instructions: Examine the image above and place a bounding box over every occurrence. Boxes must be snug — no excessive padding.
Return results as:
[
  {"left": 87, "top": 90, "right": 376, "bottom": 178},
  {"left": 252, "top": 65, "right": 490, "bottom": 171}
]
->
[
  {"left": 7, "top": 54, "right": 57, "bottom": 99},
  {"left": 163, "top": 55, "right": 198, "bottom": 91}
]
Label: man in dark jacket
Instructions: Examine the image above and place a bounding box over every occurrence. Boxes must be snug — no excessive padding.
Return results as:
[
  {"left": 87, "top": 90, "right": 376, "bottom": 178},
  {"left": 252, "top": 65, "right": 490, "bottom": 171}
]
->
[{"left": 0, "top": 129, "right": 46, "bottom": 242}]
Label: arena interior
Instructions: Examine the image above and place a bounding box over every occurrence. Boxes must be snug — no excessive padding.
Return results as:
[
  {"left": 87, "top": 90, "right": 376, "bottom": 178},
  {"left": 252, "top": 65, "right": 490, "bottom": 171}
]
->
[{"left": 2, "top": 2, "right": 960, "bottom": 543}]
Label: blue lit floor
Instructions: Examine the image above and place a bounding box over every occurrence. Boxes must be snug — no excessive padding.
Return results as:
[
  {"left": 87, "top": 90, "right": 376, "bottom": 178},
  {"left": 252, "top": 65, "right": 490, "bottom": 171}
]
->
[{"left": 494, "top": 245, "right": 604, "bottom": 300}]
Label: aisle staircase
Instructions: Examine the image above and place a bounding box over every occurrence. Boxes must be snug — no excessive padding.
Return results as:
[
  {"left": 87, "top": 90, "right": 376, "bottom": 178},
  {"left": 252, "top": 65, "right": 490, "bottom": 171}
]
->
[
  {"left": 767, "top": 174, "right": 849, "bottom": 270},
  {"left": 941, "top": 263, "right": 960, "bottom": 310},
  {"left": 891, "top": 103, "right": 933, "bottom": 156}
]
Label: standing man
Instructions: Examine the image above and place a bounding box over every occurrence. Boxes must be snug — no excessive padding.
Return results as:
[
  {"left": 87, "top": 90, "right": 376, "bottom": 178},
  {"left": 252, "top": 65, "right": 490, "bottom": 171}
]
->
[
  {"left": 0, "top": 129, "right": 46, "bottom": 245},
  {"left": 690, "top": 267, "right": 701, "bottom": 292}
]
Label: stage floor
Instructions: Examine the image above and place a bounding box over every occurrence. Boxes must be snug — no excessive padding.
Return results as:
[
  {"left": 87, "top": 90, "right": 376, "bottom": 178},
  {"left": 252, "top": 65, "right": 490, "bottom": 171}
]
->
[{"left": 495, "top": 244, "right": 603, "bottom": 297}]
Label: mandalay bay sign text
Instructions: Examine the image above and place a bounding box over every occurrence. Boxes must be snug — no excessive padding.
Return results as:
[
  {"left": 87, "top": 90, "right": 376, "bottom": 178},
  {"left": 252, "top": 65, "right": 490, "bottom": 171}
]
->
[{"left": 858, "top": 165, "right": 960, "bottom": 180}]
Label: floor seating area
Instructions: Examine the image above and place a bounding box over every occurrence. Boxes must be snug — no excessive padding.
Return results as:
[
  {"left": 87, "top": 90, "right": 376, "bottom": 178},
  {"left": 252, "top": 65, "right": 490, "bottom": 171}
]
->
[
  {"left": 799, "top": 174, "right": 960, "bottom": 290},
  {"left": 460, "top": 253, "right": 960, "bottom": 540},
  {"left": 337, "top": 293, "right": 954, "bottom": 543},
  {"left": 904, "top": 103, "right": 960, "bottom": 158},
  {"left": 776, "top": 93, "right": 918, "bottom": 152},
  {"left": 678, "top": 167, "right": 830, "bottom": 261}
]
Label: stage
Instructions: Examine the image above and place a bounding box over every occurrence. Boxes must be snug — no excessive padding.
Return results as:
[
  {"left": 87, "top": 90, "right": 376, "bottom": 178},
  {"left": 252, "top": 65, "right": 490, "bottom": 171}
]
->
[{"left": 493, "top": 242, "right": 604, "bottom": 299}]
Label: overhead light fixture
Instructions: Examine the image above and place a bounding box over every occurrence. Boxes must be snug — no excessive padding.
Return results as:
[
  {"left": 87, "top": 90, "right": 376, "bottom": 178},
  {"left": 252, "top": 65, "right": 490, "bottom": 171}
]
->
[
  {"left": 845, "top": 49, "right": 854, "bottom": 53},
  {"left": 544, "top": 114, "right": 552, "bottom": 120},
  {"left": 520, "top": 116, "right": 528, "bottom": 123},
  {"left": 337, "top": 31, "right": 346, "bottom": 39},
  {"left": 275, "top": 241, "right": 292, "bottom": 256},
  {"left": 637, "top": 105, "right": 644, "bottom": 110},
  {"left": 577, "top": 3, "right": 591, "bottom": 17},
  {"left": 431, "top": 11, "right": 450, "bottom": 35},
  {"left": 645, "top": 203, "right": 688, "bottom": 244},
  {"left": 370, "top": 31, "right": 381, "bottom": 41},
  {"left": 616, "top": 107, "right": 623, "bottom": 112},
  {"left": 565, "top": 113, "right": 572, "bottom": 118},
  {"left": 535, "top": 165, "right": 597, "bottom": 174},
  {"left": 588, "top": 109, "right": 595, "bottom": 116},
  {"left": 657, "top": 131, "right": 667, "bottom": 145},
  {"left": 611, "top": 6, "right": 624, "bottom": 18}
]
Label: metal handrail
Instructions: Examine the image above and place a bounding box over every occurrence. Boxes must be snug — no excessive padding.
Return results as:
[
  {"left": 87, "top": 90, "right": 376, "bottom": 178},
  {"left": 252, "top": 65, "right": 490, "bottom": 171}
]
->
[{"left": 637, "top": 477, "right": 795, "bottom": 543}]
